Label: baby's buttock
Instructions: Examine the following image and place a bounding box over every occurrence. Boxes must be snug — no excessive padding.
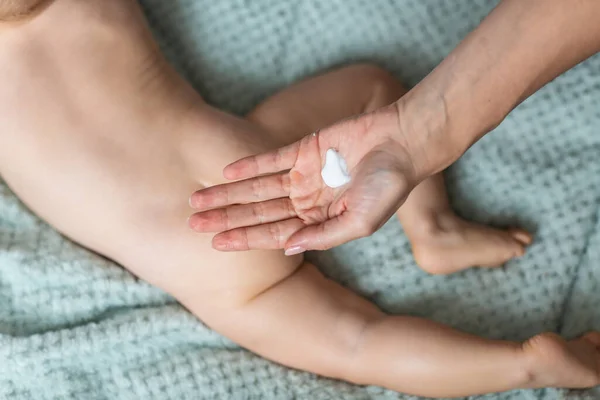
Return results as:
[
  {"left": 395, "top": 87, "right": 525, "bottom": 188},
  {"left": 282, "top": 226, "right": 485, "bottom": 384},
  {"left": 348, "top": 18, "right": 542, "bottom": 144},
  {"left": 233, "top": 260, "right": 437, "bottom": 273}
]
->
[
  {"left": 95, "top": 109, "right": 302, "bottom": 306},
  {"left": 119, "top": 186, "right": 303, "bottom": 309}
]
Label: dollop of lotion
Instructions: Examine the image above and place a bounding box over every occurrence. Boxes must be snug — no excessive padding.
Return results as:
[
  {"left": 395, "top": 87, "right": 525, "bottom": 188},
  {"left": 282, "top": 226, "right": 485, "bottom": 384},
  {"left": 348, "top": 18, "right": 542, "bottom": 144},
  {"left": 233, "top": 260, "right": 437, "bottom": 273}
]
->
[{"left": 321, "top": 149, "right": 351, "bottom": 188}]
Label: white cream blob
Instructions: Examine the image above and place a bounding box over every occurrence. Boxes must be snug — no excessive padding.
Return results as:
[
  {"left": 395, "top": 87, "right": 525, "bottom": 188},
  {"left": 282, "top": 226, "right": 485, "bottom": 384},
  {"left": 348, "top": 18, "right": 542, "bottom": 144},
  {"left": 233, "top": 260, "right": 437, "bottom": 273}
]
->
[{"left": 321, "top": 148, "right": 351, "bottom": 188}]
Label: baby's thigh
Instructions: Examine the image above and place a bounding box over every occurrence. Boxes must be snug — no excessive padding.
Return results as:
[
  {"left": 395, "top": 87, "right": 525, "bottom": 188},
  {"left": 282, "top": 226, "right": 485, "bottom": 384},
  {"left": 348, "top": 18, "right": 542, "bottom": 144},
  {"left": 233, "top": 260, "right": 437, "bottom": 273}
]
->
[{"left": 247, "top": 64, "right": 406, "bottom": 145}]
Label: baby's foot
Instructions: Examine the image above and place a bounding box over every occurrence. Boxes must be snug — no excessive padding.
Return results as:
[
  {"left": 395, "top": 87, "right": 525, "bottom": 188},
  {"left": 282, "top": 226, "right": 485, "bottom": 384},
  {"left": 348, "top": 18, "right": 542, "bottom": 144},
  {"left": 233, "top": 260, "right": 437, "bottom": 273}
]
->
[
  {"left": 522, "top": 332, "right": 600, "bottom": 389},
  {"left": 408, "top": 213, "right": 532, "bottom": 275}
]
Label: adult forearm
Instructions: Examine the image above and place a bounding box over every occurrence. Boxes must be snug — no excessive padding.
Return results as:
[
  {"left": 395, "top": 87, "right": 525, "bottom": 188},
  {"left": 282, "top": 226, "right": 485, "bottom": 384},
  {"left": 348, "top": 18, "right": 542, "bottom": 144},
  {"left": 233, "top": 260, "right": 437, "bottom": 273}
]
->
[
  {"left": 0, "top": 0, "right": 52, "bottom": 21},
  {"left": 401, "top": 0, "right": 600, "bottom": 178}
]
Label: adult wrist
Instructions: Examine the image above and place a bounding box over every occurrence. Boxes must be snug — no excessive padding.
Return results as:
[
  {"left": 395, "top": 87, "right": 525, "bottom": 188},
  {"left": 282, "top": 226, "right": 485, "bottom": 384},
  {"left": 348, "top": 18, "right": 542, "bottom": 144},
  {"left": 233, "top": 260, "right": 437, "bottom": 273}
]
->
[
  {"left": 393, "top": 83, "right": 465, "bottom": 182},
  {"left": 394, "top": 65, "right": 510, "bottom": 183}
]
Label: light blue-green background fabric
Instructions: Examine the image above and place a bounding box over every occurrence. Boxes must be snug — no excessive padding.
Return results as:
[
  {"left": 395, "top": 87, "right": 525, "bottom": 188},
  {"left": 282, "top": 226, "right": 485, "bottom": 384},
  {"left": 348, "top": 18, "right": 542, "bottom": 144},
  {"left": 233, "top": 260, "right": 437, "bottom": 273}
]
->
[{"left": 1, "top": 0, "right": 599, "bottom": 399}]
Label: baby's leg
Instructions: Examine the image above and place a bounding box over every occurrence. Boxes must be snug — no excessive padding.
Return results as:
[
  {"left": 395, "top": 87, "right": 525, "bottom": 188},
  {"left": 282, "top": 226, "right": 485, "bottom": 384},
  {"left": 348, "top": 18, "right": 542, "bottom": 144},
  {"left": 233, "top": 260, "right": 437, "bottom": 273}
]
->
[
  {"left": 248, "top": 65, "right": 532, "bottom": 275},
  {"left": 210, "top": 262, "right": 600, "bottom": 396}
]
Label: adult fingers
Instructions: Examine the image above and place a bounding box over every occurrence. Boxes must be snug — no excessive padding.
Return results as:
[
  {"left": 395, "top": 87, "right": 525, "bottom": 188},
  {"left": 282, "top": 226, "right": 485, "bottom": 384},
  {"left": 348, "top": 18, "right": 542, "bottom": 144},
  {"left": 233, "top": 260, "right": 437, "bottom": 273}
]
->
[
  {"left": 189, "top": 198, "right": 297, "bottom": 232},
  {"left": 190, "top": 173, "right": 290, "bottom": 211},
  {"left": 211, "top": 218, "right": 306, "bottom": 251},
  {"left": 283, "top": 212, "right": 378, "bottom": 254},
  {"left": 223, "top": 141, "right": 301, "bottom": 180}
]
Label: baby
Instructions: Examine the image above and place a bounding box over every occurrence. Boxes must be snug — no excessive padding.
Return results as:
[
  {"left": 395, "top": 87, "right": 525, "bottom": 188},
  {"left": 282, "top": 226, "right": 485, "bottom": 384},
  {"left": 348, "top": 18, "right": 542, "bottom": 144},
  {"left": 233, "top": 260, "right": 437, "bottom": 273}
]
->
[{"left": 1, "top": 0, "right": 598, "bottom": 397}]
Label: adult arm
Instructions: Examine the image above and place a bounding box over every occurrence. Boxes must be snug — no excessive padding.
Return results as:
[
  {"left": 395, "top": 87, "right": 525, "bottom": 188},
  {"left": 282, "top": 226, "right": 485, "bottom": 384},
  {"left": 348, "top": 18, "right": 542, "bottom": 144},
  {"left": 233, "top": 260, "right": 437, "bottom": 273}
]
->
[{"left": 401, "top": 0, "right": 600, "bottom": 178}]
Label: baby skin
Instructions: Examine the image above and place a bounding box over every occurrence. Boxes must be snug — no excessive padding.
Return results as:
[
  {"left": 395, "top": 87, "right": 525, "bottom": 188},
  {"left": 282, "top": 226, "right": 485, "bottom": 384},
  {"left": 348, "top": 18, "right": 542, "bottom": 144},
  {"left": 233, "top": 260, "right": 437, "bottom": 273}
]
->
[{"left": 1, "top": 0, "right": 599, "bottom": 397}]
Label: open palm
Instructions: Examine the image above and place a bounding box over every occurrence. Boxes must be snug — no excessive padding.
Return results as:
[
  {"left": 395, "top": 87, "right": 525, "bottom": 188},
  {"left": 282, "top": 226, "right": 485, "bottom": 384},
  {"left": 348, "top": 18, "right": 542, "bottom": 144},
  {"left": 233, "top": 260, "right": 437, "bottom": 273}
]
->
[{"left": 189, "top": 110, "right": 416, "bottom": 253}]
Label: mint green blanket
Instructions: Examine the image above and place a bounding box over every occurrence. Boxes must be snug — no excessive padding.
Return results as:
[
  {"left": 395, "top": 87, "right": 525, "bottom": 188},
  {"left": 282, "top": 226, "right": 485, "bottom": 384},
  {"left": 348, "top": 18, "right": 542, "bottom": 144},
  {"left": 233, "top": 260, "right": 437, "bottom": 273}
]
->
[{"left": 1, "top": 1, "right": 599, "bottom": 399}]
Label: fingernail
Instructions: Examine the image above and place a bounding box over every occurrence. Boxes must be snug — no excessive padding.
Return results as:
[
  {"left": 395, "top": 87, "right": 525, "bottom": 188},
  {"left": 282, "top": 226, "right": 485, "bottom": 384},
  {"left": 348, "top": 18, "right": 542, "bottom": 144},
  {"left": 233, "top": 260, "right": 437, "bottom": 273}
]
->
[
  {"left": 284, "top": 246, "right": 305, "bottom": 256},
  {"left": 213, "top": 241, "right": 229, "bottom": 251},
  {"left": 187, "top": 215, "right": 199, "bottom": 230},
  {"left": 189, "top": 194, "right": 198, "bottom": 209},
  {"left": 212, "top": 236, "right": 227, "bottom": 250}
]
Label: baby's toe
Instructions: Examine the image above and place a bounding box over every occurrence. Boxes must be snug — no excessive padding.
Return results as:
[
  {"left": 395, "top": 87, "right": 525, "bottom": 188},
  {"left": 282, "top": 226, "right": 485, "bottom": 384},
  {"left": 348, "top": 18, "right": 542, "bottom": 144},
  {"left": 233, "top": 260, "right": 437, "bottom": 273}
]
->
[
  {"left": 512, "top": 243, "right": 526, "bottom": 257},
  {"left": 508, "top": 228, "right": 533, "bottom": 246},
  {"left": 582, "top": 332, "right": 600, "bottom": 348},
  {"left": 501, "top": 233, "right": 525, "bottom": 258}
]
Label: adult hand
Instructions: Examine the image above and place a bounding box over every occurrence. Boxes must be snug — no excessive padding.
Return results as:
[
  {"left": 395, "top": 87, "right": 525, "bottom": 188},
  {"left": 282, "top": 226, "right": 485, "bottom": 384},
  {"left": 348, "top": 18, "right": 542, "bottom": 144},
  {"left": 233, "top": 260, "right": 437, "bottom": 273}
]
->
[
  {"left": 190, "top": 0, "right": 600, "bottom": 254},
  {"left": 189, "top": 105, "right": 420, "bottom": 255}
]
